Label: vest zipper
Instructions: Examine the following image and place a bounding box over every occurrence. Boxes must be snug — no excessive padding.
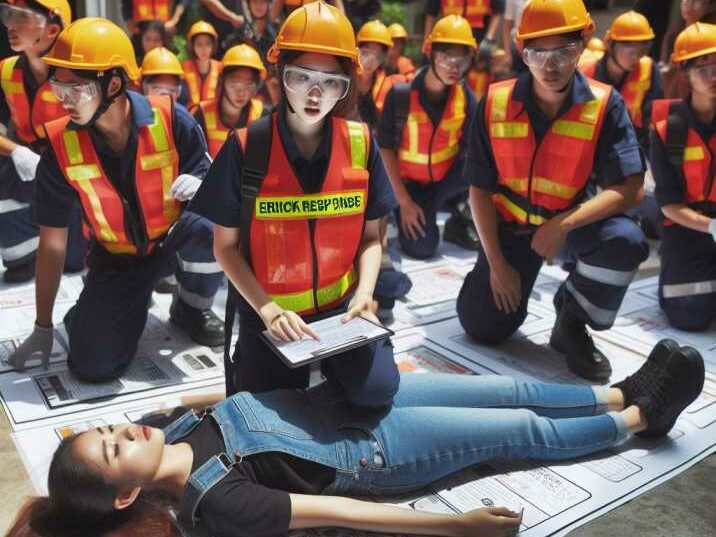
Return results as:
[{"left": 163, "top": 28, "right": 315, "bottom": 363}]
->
[
  {"left": 428, "top": 124, "right": 438, "bottom": 183},
  {"left": 309, "top": 219, "right": 319, "bottom": 313}
]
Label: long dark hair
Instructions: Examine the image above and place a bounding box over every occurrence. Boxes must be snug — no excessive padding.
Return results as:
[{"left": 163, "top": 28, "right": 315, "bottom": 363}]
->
[{"left": 3, "top": 436, "right": 179, "bottom": 537}]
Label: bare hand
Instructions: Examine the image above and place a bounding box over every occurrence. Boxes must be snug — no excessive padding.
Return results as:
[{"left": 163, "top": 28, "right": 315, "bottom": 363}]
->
[
  {"left": 164, "top": 19, "right": 178, "bottom": 35},
  {"left": 261, "top": 306, "right": 320, "bottom": 342},
  {"left": 342, "top": 291, "right": 380, "bottom": 324},
  {"left": 458, "top": 506, "right": 522, "bottom": 537},
  {"left": 530, "top": 217, "right": 567, "bottom": 261},
  {"left": 490, "top": 260, "right": 522, "bottom": 314},
  {"left": 231, "top": 13, "right": 246, "bottom": 28},
  {"left": 399, "top": 198, "right": 426, "bottom": 241}
]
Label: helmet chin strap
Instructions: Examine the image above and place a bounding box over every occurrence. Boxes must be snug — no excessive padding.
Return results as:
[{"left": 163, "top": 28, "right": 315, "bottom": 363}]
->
[
  {"left": 429, "top": 57, "right": 450, "bottom": 87},
  {"left": 609, "top": 44, "right": 630, "bottom": 73}
]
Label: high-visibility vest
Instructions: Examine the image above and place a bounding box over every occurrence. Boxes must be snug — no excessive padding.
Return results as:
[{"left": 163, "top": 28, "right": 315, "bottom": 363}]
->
[
  {"left": 183, "top": 59, "right": 221, "bottom": 107},
  {"left": 372, "top": 68, "right": 407, "bottom": 115},
  {"left": 466, "top": 69, "right": 491, "bottom": 100},
  {"left": 581, "top": 56, "right": 653, "bottom": 128},
  {"left": 0, "top": 56, "right": 66, "bottom": 144},
  {"left": 236, "top": 115, "right": 369, "bottom": 316},
  {"left": 398, "top": 82, "right": 467, "bottom": 183},
  {"left": 652, "top": 99, "right": 716, "bottom": 226},
  {"left": 486, "top": 78, "right": 612, "bottom": 226},
  {"left": 199, "top": 97, "right": 264, "bottom": 158},
  {"left": 45, "top": 95, "right": 181, "bottom": 256},
  {"left": 440, "top": 0, "right": 492, "bottom": 29},
  {"left": 133, "top": 0, "right": 171, "bottom": 22}
]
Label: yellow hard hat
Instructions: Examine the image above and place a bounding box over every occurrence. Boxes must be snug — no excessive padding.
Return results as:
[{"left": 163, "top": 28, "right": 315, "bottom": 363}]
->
[
  {"left": 141, "top": 47, "right": 184, "bottom": 77},
  {"left": 187, "top": 20, "right": 218, "bottom": 41},
  {"left": 9, "top": 0, "right": 71, "bottom": 28},
  {"left": 388, "top": 23, "right": 408, "bottom": 40},
  {"left": 357, "top": 20, "right": 393, "bottom": 48},
  {"left": 222, "top": 44, "right": 268, "bottom": 80},
  {"left": 587, "top": 37, "right": 606, "bottom": 52},
  {"left": 43, "top": 18, "right": 140, "bottom": 82},
  {"left": 606, "top": 11, "right": 655, "bottom": 42},
  {"left": 267, "top": 1, "right": 360, "bottom": 68},
  {"left": 425, "top": 14, "right": 477, "bottom": 53},
  {"left": 517, "top": 0, "right": 594, "bottom": 43},
  {"left": 672, "top": 22, "right": 716, "bottom": 63}
]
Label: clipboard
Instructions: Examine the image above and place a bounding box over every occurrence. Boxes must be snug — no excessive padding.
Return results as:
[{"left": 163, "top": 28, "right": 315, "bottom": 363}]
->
[{"left": 260, "top": 314, "right": 394, "bottom": 369}]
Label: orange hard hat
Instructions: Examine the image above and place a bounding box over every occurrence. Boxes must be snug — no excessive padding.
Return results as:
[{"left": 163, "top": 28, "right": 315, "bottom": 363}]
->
[
  {"left": 388, "top": 23, "right": 408, "bottom": 40},
  {"left": 424, "top": 14, "right": 477, "bottom": 55},
  {"left": 357, "top": 20, "right": 393, "bottom": 48},
  {"left": 517, "top": 0, "right": 594, "bottom": 43},
  {"left": 141, "top": 47, "right": 184, "bottom": 77},
  {"left": 605, "top": 11, "right": 655, "bottom": 42},
  {"left": 267, "top": 1, "right": 359, "bottom": 68},
  {"left": 672, "top": 22, "right": 716, "bottom": 63},
  {"left": 44, "top": 18, "right": 140, "bottom": 82},
  {"left": 187, "top": 20, "right": 218, "bottom": 41},
  {"left": 222, "top": 44, "right": 268, "bottom": 80},
  {"left": 8, "top": 0, "right": 71, "bottom": 28},
  {"left": 587, "top": 37, "right": 606, "bottom": 52}
]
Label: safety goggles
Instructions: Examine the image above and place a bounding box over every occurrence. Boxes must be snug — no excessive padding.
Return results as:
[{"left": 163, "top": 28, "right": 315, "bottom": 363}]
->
[
  {"left": 283, "top": 65, "right": 350, "bottom": 101},
  {"left": 224, "top": 81, "right": 258, "bottom": 93},
  {"left": 522, "top": 43, "right": 581, "bottom": 69},
  {"left": 614, "top": 41, "right": 652, "bottom": 58},
  {"left": 49, "top": 77, "right": 100, "bottom": 106},
  {"left": 144, "top": 82, "right": 181, "bottom": 99},
  {"left": 359, "top": 48, "right": 386, "bottom": 65},
  {"left": 691, "top": 62, "right": 716, "bottom": 80},
  {"left": 0, "top": 4, "right": 47, "bottom": 29},
  {"left": 434, "top": 50, "right": 472, "bottom": 72}
]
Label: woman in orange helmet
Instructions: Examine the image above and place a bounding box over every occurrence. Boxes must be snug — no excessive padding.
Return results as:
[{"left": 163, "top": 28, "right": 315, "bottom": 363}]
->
[
  {"left": 140, "top": 46, "right": 190, "bottom": 105},
  {"left": 191, "top": 2, "right": 401, "bottom": 407},
  {"left": 183, "top": 20, "right": 222, "bottom": 107},
  {"left": 385, "top": 22, "right": 417, "bottom": 78}
]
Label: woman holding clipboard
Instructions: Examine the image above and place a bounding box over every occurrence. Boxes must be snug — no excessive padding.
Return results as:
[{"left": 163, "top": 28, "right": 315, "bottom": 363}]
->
[{"left": 190, "top": 2, "right": 400, "bottom": 406}]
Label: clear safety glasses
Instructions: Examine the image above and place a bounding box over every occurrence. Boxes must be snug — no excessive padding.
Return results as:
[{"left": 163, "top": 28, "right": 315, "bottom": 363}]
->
[
  {"left": 49, "top": 77, "right": 100, "bottom": 106},
  {"left": 614, "top": 41, "right": 652, "bottom": 58},
  {"left": 522, "top": 43, "right": 581, "bottom": 69},
  {"left": 224, "top": 81, "right": 258, "bottom": 94},
  {"left": 0, "top": 4, "right": 47, "bottom": 29},
  {"left": 434, "top": 51, "right": 472, "bottom": 72},
  {"left": 691, "top": 62, "right": 716, "bottom": 80},
  {"left": 359, "top": 48, "right": 386, "bottom": 66},
  {"left": 283, "top": 65, "right": 351, "bottom": 101},
  {"left": 144, "top": 82, "right": 182, "bottom": 99}
]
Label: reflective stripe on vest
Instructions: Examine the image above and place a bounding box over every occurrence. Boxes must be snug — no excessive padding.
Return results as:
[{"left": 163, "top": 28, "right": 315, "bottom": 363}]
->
[
  {"left": 201, "top": 97, "right": 264, "bottom": 158},
  {"left": 653, "top": 99, "right": 716, "bottom": 226},
  {"left": 441, "top": 0, "right": 491, "bottom": 29},
  {"left": 241, "top": 116, "right": 369, "bottom": 315},
  {"left": 398, "top": 82, "right": 466, "bottom": 183},
  {"left": 0, "top": 56, "right": 66, "bottom": 143},
  {"left": 45, "top": 96, "right": 181, "bottom": 255},
  {"left": 372, "top": 69, "right": 405, "bottom": 114},
  {"left": 134, "top": 0, "right": 170, "bottom": 22},
  {"left": 183, "top": 59, "right": 221, "bottom": 106},
  {"left": 621, "top": 56, "right": 653, "bottom": 128},
  {"left": 486, "top": 78, "right": 611, "bottom": 226}
]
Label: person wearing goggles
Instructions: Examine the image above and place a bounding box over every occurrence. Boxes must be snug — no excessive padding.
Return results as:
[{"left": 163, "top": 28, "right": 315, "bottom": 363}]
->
[
  {"left": 191, "top": 2, "right": 401, "bottom": 409},
  {"left": 9, "top": 18, "right": 225, "bottom": 378},
  {"left": 193, "top": 44, "right": 269, "bottom": 158},
  {"left": 377, "top": 14, "right": 479, "bottom": 262},
  {"left": 139, "top": 46, "right": 190, "bottom": 105},
  {"left": 649, "top": 22, "right": 716, "bottom": 332},
  {"left": 0, "top": 0, "right": 88, "bottom": 284},
  {"left": 459, "top": 0, "right": 648, "bottom": 382}
]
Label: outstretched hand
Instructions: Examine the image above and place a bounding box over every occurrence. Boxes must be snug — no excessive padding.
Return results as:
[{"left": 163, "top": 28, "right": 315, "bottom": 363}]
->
[{"left": 458, "top": 506, "right": 523, "bottom": 537}]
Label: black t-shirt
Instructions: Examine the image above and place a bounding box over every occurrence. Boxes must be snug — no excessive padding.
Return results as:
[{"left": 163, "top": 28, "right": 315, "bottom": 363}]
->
[{"left": 177, "top": 415, "right": 336, "bottom": 537}]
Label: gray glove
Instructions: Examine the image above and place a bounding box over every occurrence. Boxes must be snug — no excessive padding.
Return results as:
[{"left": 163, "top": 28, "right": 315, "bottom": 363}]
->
[
  {"left": 170, "top": 174, "right": 202, "bottom": 202},
  {"left": 477, "top": 38, "right": 495, "bottom": 62},
  {"left": 10, "top": 145, "right": 41, "bottom": 182},
  {"left": 709, "top": 219, "right": 716, "bottom": 243},
  {"left": 9, "top": 323, "right": 53, "bottom": 371}
]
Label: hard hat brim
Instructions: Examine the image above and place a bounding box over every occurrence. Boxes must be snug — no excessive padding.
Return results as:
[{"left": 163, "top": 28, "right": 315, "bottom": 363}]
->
[
  {"left": 517, "top": 20, "right": 594, "bottom": 42},
  {"left": 672, "top": 44, "right": 716, "bottom": 63},
  {"left": 267, "top": 42, "right": 360, "bottom": 67},
  {"left": 43, "top": 56, "right": 140, "bottom": 82}
]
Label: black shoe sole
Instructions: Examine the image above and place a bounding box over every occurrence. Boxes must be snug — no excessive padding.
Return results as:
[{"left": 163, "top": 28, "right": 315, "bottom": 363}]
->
[{"left": 550, "top": 332, "right": 612, "bottom": 382}]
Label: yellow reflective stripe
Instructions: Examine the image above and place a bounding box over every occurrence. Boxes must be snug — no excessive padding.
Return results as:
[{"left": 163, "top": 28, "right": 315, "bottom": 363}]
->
[
  {"left": 491, "top": 85, "right": 510, "bottom": 122},
  {"left": 63, "top": 131, "right": 84, "bottom": 165},
  {"left": 532, "top": 177, "right": 579, "bottom": 199},
  {"left": 430, "top": 143, "right": 459, "bottom": 164},
  {"left": 66, "top": 164, "right": 101, "bottom": 181},
  {"left": 64, "top": 164, "right": 118, "bottom": 244},
  {"left": 140, "top": 149, "right": 178, "bottom": 170},
  {"left": 204, "top": 111, "right": 217, "bottom": 130},
  {"left": 552, "top": 120, "right": 595, "bottom": 140},
  {"left": 155, "top": 164, "right": 179, "bottom": 236},
  {"left": 347, "top": 121, "right": 367, "bottom": 168},
  {"left": 208, "top": 130, "right": 227, "bottom": 141},
  {"left": 147, "top": 108, "right": 169, "bottom": 152},
  {"left": 0, "top": 57, "right": 21, "bottom": 94},
  {"left": 316, "top": 268, "right": 356, "bottom": 307},
  {"left": 494, "top": 193, "right": 546, "bottom": 226},
  {"left": 684, "top": 146, "right": 705, "bottom": 161},
  {"left": 255, "top": 191, "right": 366, "bottom": 219},
  {"left": 580, "top": 84, "right": 607, "bottom": 124},
  {"left": 502, "top": 177, "right": 528, "bottom": 193},
  {"left": 399, "top": 110, "right": 429, "bottom": 163},
  {"left": 271, "top": 288, "right": 314, "bottom": 313},
  {"left": 144, "top": 105, "right": 179, "bottom": 230},
  {"left": 491, "top": 122, "right": 528, "bottom": 138}
]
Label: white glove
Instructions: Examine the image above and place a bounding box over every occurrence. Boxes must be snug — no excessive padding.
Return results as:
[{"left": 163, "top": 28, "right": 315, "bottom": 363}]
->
[
  {"left": 10, "top": 146, "right": 41, "bottom": 182},
  {"left": 709, "top": 219, "right": 716, "bottom": 243},
  {"left": 170, "top": 174, "right": 202, "bottom": 202}
]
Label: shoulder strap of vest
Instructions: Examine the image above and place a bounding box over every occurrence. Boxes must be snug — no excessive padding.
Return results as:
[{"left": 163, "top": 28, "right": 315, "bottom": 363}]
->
[
  {"left": 665, "top": 100, "right": 690, "bottom": 175},
  {"left": 223, "top": 114, "right": 272, "bottom": 396},
  {"left": 393, "top": 82, "right": 411, "bottom": 146}
]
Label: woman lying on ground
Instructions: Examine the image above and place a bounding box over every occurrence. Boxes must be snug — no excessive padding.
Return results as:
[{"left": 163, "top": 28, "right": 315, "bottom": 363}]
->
[{"left": 5, "top": 339, "right": 704, "bottom": 537}]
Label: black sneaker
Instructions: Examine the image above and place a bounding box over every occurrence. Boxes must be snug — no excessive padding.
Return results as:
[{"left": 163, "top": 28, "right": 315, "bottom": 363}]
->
[
  {"left": 170, "top": 297, "right": 225, "bottom": 347},
  {"left": 612, "top": 339, "right": 680, "bottom": 407},
  {"left": 442, "top": 215, "right": 479, "bottom": 251},
  {"left": 635, "top": 346, "right": 705, "bottom": 438},
  {"left": 3, "top": 256, "right": 36, "bottom": 283}
]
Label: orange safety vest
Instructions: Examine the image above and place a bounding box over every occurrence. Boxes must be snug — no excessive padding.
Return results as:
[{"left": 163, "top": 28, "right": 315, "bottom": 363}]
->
[
  {"left": 199, "top": 97, "right": 264, "bottom": 158},
  {"left": 397, "top": 56, "right": 416, "bottom": 78},
  {"left": 0, "top": 56, "right": 66, "bottom": 144},
  {"left": 372, "top": 69, "right": 407, "bottom": 115},
  {"left": 133, "top": 0, "right": 171, "bottom": 22},
  {"left": 236, "top": 115, "right": 369, "bottom": 315},
  {"left": 183, "top": 59, "right": 221, "bottom": 107},
  {"left": 652, "top": 99, "right": 716, "bottom": 226},
  {"left": 441, "top": 0, "right": 491, "bottom": 29},
  {"left": 466, "top": 69, "right": 491, "bottom": 100},
  {"left": 486, "top": 78, "right": 612, "bottom": 226},
  {"left": 581, "top": 56, "right": 653, "bottom": 128},
  {"left": 45, "top": 96, "right": 181, "bottom": 256},
  {"left": 398, "top": 82, "right": 467, "bottom": 183}
]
